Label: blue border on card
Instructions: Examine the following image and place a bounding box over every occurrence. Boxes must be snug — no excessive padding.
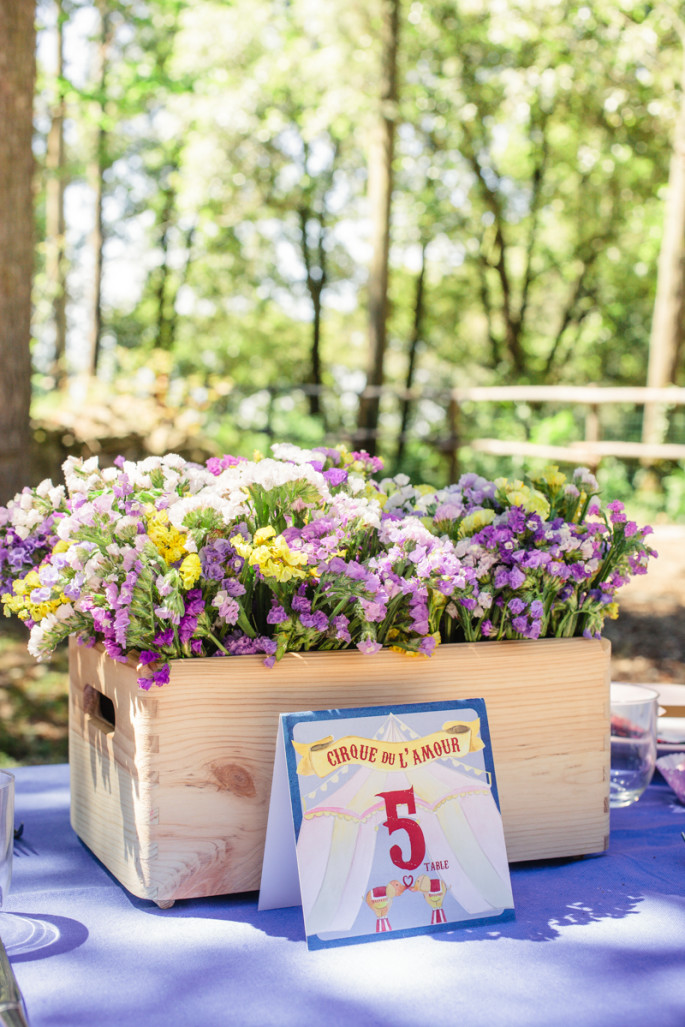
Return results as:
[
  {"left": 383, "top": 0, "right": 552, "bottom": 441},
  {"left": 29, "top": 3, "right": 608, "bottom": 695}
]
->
[{"left": 306, "top": 908, "right": 517, "bottom": 950}]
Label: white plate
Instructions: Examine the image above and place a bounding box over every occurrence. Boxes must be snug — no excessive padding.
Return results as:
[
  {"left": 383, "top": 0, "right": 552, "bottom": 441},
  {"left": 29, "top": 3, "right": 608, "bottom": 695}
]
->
[
  {"left": 613, "top": 682, "right": 685, "bottom": 755},
  {"left": 653, "top": 684, "right": 685, "bottom": 754},
  {"left": 657, "top": 716, "right": 685, "bottom": 755}
]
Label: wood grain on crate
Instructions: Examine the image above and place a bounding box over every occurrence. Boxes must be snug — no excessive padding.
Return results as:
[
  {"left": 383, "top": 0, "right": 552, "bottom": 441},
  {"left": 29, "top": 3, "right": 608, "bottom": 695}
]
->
[{"left": 68, "top": 635, "right": 611, "bottom": 905}]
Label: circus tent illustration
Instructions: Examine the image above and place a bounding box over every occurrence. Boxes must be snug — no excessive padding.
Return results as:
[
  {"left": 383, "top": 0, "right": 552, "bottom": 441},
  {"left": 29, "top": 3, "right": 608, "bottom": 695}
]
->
[{"left": 294, "top": 712, "right": 514, "bottom": 939}]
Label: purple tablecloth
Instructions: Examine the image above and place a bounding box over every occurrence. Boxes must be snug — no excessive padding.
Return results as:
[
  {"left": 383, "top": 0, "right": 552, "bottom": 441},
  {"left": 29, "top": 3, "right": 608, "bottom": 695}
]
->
[{"left": 6, "top": 763, "right": 685, "bottom": 1027}]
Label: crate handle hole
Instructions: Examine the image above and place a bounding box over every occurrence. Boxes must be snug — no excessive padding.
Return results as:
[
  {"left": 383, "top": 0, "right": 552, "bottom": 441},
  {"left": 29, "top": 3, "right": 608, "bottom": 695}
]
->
[{"left": 83, "top": 684, "right": 116, "bottom": 733}]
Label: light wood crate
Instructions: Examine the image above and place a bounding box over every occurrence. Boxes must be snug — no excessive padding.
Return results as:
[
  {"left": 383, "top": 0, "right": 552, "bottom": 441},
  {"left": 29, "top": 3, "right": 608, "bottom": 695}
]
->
[{"left": 68, "top": 635, "right": 611, "bottom": 906}]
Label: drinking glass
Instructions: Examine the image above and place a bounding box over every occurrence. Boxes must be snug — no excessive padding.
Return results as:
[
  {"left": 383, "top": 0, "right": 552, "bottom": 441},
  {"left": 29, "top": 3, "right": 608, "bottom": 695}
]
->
[
  {"left": 610, "top": 683, "right": 658, "bottom": 808},
  {"left": 0, "top": 771, "right": 14, "bottom": 907}
]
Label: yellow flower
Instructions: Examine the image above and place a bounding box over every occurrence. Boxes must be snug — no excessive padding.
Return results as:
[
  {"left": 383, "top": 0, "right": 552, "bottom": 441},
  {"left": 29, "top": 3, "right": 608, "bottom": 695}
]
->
[
  {"left": 415, "top": 484, "right": 435, "bottom": 496},
  {"left": 459, "top": 508, "right": 496, "bottom": 537},
  {"left": 3, "top": 574, "right": 68, "bottom": 622},
  {"left": 605, "top": 602, "right": 619, "bottom": 620},
  {"left": 240, "top": 529, "right": 308, "bottom": 583},
  {"left": 540, "top": 465, "right": 567, "bottom": 490},
  {"left": 497, "top": 480, "right": 550, "bottom": 519},
  {"left": 253, "top": 525, "right": 276, "bottom": 545},
  {"left": 252, "top": 449, "right": 264, "bottom": 462},
  {"left": 52, "top": 539, "right": 72, "bottom": 554},
  {"left": 179, "top": 553, "right": 202, "bottom": 589},
  {"left": 146, "top": 509, "right": 187, "bottom": 564}
]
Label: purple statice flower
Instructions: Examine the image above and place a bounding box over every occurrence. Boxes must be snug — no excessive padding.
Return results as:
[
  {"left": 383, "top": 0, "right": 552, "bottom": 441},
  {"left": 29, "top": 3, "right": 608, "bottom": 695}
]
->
[
  {"left": 418, "top": 635, "right": 437, "bottom": 657},
  {"left": 138, "top": 650, "right": 159, "bottom": 665},
  {"left": 299, "top": 610, "right": 329, "bottom": 632},
  {"left": 153, "top": 663, "right": 170, "bottom": 687},
  {"left": 494, "top": 566, "right": 526, "bottom": 590},
  {"left": 206, "top": 454, "right": 248, "bottom": 476},
  {"left": 357, "top": 637, "right": 382, "bottom": 655},
  {"left": 508, "top": 597, "right": 526, "bottom": 615},
  {"left": 332, "top": 614, "right": 351, "bottom": 643},
  {"left": 221, "top": 578, "right": 246, "bottom": 597},
  {"left": 358, "top": 599, "right": 386, "bottom": 623},
  {"left": 178, "top": 614, "right": 197, "bottom": 645},
  {"left": 154, "top": 628, "right": 175, "bottom": 646},
  {"left": 606, "top": 500, "right": 627, "bottom": 524},
  {"left": 103, "top": 638, "right": 127, "bottom": 663},
  {"left": 267, "top": 603, "right": 289, "bottom": 625},
  {"left": 212, "top": 591, "right": 240, "bottom": 624},
  {"left": 481, "top": 619, "right": 496, "bottom": 637},
  {"left": 184, "top": 589, "right": 205, "bottom": 616},
  {"left": 292, "top": 592, "right": 311, "bottom": 615},
  {"left": 190, "top": 639, "right": 203, "bottom": 655},
  {"left": 324, "top": 468, "right": 348, "bottom": 487}
]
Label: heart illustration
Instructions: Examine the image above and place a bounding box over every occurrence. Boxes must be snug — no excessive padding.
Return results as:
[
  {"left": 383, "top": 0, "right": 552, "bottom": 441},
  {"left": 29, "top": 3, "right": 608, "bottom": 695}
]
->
[{"left": 402, "top": 875, "right": 414, "bottom": 889}]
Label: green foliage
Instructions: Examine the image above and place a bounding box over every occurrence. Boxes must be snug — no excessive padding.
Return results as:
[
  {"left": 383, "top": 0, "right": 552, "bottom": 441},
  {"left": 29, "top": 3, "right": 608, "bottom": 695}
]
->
[{"left": 29, "top": 0, "right": 685, "bottom": 523}]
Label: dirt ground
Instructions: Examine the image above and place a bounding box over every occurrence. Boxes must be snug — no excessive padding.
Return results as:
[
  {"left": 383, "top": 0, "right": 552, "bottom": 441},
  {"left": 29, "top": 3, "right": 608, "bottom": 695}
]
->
[{"left": 604, "top": 524, "right": 685, "bottom": 684}]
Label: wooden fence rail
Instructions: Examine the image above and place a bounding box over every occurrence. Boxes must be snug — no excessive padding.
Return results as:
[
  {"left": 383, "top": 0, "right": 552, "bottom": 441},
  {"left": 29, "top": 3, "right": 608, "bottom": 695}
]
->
[{"left": 259, "top": 383, "right": 685, "bottom": 478}]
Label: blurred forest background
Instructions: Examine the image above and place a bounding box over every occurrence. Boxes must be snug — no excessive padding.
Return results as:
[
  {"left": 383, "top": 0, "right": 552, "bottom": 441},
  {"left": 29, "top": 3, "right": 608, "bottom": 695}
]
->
[
  {"left": 2, "top": 0, "right": 685, "bottom": 505},
  {"left": 2, "top": 0, "right": 685, "bottom": 764}
]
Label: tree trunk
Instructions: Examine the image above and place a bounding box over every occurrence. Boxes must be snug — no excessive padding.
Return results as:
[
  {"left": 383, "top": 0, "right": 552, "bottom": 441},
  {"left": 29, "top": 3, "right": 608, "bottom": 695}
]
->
[
  {"left": 643, "top": 36, "right": 685, "bottom": 446},
  {"left": 396, "top": 242, "right": 426, "bottom": 467},
  {"left": 155, "top": 165, "right": 179, "bottom": 353},
  {"left": 87, "top": 0, "right": 111, "bottom": 379},
  {"left": 45, "top": 0, "right": 68, "bottom": 389},
  {"left": 0, "top": 2, "right": 36, "bottom": 503},
  {"left": 298, "top": 207, "right": 327, "bottom": 420},
  {"left": 357, "top": 0, "right": 400, "bottom": 454}
]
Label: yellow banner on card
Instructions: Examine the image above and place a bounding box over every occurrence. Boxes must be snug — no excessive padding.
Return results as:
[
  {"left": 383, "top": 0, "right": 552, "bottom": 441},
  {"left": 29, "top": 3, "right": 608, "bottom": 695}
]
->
[{"left": 292, "top": 720, "right": 485, "bottom": 777}]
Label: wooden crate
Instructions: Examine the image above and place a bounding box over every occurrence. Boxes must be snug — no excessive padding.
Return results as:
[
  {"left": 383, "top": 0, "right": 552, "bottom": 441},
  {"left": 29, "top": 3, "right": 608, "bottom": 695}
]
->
[{"left": 68, "top": 635, "right": 611, "bottom": 906}]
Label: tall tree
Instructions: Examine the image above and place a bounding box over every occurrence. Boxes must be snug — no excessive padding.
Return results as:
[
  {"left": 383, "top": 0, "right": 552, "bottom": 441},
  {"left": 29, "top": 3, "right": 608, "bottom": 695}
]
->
[
  {"left": 357, "top": 0, "right": 400, "bottom": 452},
  {"left": 0, "top": 1, "right": 36, "bottom": 503},
  {"left": 45, "top": 0, "right": 68, "bottom": 388},
  {"left": 643, "top": 13, "right": 685, "bottom": 445},
  {"left": 86, "top": 0, "right": 113, "bottom": 378}
]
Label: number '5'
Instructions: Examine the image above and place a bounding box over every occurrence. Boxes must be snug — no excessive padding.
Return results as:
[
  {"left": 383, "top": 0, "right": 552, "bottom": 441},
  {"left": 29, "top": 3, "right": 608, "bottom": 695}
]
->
[{"left": 376, "top": 786, "right": 426, "bottom": 871}]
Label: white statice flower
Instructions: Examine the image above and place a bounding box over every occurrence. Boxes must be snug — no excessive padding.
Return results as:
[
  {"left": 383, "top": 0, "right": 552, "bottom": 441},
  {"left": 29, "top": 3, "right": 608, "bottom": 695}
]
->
[
  {"left": 62, "top": 455, "right": 104, "bottom": 497},
  {"left": 379, "top": 516, "right": 436, "bottom": 549},
  {"left": 114, "top": 515, "right": 141, "bottom": 537},
  {"left": 345, "top": 474, "right": 366, "bottom": 496},
  {"left": 573, "top": 467, "right": 599, "bottom": 493},
  {"left": 215, "top": 458, "right": 331, "bottom": 503},
  {"left": 27, "top": 621, "right": 50, "bottom": 660},
  {"left": 167, "top": 490, "right": 247, "bottom": 530},
  {"left": 82, "top": 552, "right": 106, "bottom": 585},
  {"left": 35, "top": 478, "right": 64, "bottom": 505},
  {"left": 182, "top": 464, "right": 219, "bottom": 495},
  {"left": 270, "top": 443, "right": 323, "bottom": 465},
  {"left": 328, "top": 493, "right": 382, "bottom": 530}
]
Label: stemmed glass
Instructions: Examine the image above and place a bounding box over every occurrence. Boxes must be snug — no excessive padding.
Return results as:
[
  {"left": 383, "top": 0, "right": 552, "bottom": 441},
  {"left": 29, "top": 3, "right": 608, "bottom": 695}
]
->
[
  {"left": 0, "top": 771, "right": 14, "bottom": 909},
  {"left": 0, "top": 770, "right": 29, "bottom": 952}
]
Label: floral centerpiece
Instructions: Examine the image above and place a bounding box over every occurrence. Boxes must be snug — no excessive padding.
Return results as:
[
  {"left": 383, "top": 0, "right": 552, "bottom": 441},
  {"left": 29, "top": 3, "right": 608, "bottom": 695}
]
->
[{"left": 1, "top": 443, "right": 656, "bottom": 690}]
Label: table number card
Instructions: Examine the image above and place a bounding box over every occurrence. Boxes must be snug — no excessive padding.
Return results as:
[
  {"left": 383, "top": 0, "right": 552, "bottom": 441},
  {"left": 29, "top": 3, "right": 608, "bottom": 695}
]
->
[{"left": 258, "top": 699, "right": 515, "bottom": 949}]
